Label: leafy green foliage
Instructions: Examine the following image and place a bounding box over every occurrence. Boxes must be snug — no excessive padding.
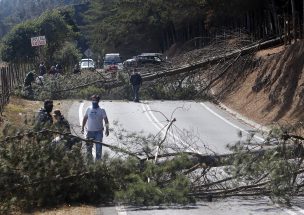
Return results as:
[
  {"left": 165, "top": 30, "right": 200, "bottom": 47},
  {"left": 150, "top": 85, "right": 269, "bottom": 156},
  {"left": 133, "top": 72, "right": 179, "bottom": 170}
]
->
[
  {"left": 0, "top": 133, "right": 116, "bottom": 213},
  {"left": 0, "top": 0, "right": 86, "bottom": 38},
  {"left": 0, "top": 10, "right": 78, "bottom": 64},
  {"left": 0, "top": 128, "right": 196, "bottom": 213},
  {"left": 83, "top": 0, "right": 207, "bottom": 56},
  {"left": 227, "top": 124, "right": 304, "bottom": 205},
  {"left": 53, "top": 41, "right": 82, "bottom": 70},
  {"left": 115, "top": 155, "right": 195, "bottom": 205}
]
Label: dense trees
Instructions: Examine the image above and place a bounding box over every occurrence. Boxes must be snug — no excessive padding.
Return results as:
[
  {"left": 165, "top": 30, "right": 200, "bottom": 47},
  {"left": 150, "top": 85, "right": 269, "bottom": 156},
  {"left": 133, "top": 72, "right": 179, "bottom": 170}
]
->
[
  {"left": 0, "top": 10, "right": 79, "bottom": 64},
  {"left": 83, "top": 0, "right": 207, "bottom": 56},
  {"left": 0, "top": 0, "right": 86, "bottom": 38},
  {"left": 82, "top": 0, "right": 304, "bottom": 57},
  {"left": 0, "top": 0, "right": 303, "bottom": 60}
]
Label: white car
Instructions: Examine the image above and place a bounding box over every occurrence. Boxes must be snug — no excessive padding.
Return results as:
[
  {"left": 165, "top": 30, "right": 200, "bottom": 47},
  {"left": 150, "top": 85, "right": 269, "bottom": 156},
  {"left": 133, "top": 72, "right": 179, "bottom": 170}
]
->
[
  {"left": 80, "top": 59, "right": 95, "bottom": 70},
  {"left": 80, "top": 61, "right": 95, "bottom": 70}
]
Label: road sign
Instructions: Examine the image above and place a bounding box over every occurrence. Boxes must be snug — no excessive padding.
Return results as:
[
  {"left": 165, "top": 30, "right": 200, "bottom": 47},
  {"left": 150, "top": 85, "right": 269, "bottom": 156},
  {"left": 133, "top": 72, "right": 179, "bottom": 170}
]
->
[
  {"left": 31, "top": 36, "right": 47, "bottom": 47},
  {"left": 84, "top": 48, "right": 93, "bottom": 57}
]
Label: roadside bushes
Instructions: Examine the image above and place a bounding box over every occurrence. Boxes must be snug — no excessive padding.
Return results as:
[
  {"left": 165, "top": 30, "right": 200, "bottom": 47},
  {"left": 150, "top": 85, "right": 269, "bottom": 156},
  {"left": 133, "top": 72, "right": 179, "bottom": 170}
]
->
[
  {"left": 115, "top": 155, "right": 195, "bottom": 205},
  {"left": 0, "top": 10, "right": 79, "bottom": 65},
  {"left": 0, "top": 134, "right": 116, "bottom": 213},
  {"left": 17, "top": 71, "right": 108, "bottom": 100},
  {"left": 0, "top": 129, "right": 195, "bottom": 214}
]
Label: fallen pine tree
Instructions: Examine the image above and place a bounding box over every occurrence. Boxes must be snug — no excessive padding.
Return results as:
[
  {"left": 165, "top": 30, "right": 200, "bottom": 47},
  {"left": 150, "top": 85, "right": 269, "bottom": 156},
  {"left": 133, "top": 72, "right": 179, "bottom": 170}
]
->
[{"left": 0, "top": 118, "right": 304, "bottom": 213}]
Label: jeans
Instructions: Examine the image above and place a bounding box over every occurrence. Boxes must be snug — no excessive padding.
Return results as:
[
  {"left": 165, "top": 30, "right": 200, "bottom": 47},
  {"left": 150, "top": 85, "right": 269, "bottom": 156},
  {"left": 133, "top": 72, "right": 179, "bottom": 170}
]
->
[
  {"left": 86, "top": 130, "right": 103, "bottom": 160},
  {"left": 132, "top": 85, "right": 140, "bottom": 102}
]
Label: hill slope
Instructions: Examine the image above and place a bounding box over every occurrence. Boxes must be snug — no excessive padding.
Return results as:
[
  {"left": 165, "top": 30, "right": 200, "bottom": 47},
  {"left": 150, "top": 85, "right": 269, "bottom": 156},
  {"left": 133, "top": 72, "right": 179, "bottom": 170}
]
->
[{"left": 214, "top": 41, "right": 304, "bottom": 126}]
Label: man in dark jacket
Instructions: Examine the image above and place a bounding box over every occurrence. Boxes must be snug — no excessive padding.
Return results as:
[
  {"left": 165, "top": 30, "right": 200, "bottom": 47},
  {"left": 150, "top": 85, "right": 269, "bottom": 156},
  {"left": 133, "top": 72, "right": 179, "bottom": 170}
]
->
[
  {"left": 35, "top": 100, "right": 53, "bottom": 130},
  {"left": 39, "top": 62, "right": 47, "bottom": 76},
  {"left": 130, "top": 69, "right": 142, "bottom": 102}
]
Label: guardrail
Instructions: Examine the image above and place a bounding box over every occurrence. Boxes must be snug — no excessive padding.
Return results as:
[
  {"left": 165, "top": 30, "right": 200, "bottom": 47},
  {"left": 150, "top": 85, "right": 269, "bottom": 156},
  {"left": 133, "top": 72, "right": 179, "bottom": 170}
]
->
[{"left": 0, "top": 63, "right": 31, "bottom": 114}]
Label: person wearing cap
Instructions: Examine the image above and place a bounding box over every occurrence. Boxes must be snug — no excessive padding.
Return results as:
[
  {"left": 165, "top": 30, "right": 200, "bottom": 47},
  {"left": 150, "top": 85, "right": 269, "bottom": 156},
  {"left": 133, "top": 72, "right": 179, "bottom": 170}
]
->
[
  {"left": 35, "top": 100, "right": 54, "bottom": 130},
  {"left": 81, "top": 95, "right": 109, "bottom": 160}
]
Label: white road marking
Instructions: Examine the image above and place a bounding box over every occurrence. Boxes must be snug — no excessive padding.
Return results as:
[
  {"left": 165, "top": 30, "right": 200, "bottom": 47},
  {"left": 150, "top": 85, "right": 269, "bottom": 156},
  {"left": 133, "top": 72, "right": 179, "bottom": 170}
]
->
[
  {"left": 115, "top": 205, "right": 128, "bottom": 215},
  {"left": 293, "top": 206, "right": 304, "bottom": 214},
  {"left": 79, "top": 102, "right": 84, "bottom": 126},
  {"left": 283, "top": 209, "right": 299, "bottom": 215},
  {"left": 142, "top": 102, "right": 201, "bottom": 154},
  {"left": 200, "top": 102, "right": 304, "bottom": 214},
  {"left": 78, "top": 101, "right": 304, "bottom": 215},
  {"left": 200, "top": 102, "right": 265, "bottom": 142}
]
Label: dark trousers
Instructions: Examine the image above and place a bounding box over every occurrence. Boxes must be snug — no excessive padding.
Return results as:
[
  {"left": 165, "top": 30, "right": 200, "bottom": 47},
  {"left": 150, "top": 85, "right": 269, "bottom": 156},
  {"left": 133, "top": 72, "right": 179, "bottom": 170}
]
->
[{"left": 132, "top": 85, "right": 140, "bottom": 102}]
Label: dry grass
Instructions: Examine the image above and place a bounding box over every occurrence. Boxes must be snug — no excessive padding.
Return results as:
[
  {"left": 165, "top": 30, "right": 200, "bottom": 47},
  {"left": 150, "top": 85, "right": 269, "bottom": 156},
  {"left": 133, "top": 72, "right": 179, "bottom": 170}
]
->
[
  {"left": 0, "top": 97, "right": 42, "bottom": 138},
  {"left": 255, "top": 45, "right": 285, "bottom": 59},
  {"left": 31, "top": 205, "right": 96, "bottom": 215},
  {"left": 0, "top": 97, "right": 72, "bottom": 138}
]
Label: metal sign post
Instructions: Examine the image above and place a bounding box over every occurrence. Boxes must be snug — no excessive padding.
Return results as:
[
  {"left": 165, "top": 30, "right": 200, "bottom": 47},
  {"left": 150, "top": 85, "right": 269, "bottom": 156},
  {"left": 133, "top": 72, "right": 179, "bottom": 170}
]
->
[
  {"left": 31, "top": 36, "right": 47, "bottom": 64},
  {"left": 84, "top": 48, "right": 93, "bottom": 58}
]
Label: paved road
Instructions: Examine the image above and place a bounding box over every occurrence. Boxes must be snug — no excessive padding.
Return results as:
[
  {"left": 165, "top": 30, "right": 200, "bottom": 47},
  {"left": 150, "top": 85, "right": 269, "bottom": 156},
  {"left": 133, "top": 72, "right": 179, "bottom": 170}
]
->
[
  {"left": 70, "top": 100, "right": 263, "bottom": 155},
  {"left": 66, "top": 100, "right": 303, "bottom": 215}
]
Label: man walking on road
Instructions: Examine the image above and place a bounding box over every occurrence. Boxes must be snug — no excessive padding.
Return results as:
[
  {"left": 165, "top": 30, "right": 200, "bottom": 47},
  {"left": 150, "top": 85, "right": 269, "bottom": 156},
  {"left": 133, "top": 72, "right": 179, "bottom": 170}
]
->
[
  {"left": 130, "top": 69, "right": 142, "bottom": 102},
  {"left": 81, "top": 95, "right": 109, "bottom": 161}
]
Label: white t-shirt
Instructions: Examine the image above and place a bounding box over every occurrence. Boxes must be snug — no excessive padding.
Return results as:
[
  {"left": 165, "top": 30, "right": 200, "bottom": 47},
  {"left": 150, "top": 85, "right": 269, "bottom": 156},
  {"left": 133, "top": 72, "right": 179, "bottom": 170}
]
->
[{"left": 84, "top": 106, "right": 107, "bottom": 131}]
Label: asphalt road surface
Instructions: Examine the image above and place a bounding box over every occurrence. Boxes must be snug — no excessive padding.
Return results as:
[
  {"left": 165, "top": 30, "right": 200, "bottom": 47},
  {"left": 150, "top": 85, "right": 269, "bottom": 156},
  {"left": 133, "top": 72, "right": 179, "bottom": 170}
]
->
[{"left": 66, "top": 100, "right": 304, "bottom": 215}]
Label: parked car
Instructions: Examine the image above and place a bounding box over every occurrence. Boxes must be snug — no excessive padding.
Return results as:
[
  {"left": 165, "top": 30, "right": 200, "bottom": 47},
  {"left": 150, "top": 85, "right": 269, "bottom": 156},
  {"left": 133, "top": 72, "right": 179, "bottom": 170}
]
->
[
  {"left": 103, "top": 53, "right": 123, "bottom": 71},
  {"left": 123, "top": 53, "right": 165, "bottom": 68},
  {"left": 80, "top": 59, "right": 95, "bottom": 70},
  {"left": 80, "top": 58, "right": 95, "bottom": 65},
  {"left": 135, "top": 53, "right": 164, "bottom": 65},
  {"left": 123, "top": 57, "right": 137, "bottom": 68}
]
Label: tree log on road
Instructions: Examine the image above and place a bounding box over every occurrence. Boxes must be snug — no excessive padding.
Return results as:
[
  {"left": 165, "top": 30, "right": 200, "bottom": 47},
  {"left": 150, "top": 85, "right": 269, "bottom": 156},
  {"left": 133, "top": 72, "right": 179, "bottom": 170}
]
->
[{"left": 54, "top": 37, "right": 284, "bottom": 94}]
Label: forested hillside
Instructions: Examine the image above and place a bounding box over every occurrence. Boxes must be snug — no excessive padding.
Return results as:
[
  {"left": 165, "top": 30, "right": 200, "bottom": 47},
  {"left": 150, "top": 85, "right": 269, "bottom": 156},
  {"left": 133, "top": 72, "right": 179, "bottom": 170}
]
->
[
  {"left": 0, "top": 0, "right": 303, "bottom": 58},
  {"left": 83, "top": 0, "right": 304, "bottom": 57},
  {"left": 0, "top": 0, "right": 87, "bottom": 37}
]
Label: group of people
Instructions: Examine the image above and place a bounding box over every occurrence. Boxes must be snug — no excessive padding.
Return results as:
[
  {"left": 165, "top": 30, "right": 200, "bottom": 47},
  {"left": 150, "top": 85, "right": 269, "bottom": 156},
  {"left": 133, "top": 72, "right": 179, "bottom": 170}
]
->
[
  {"left": 39, "top": 62, "right": 63, "bottom": 76},
  {"left": 24, "top": 62, "right": 62, "bottom": 87},
  {"left": 35, "top": 100, "right": 73, "bottom": 149},
  {"left": 36, "top": 95, "right": 109, "bottom": 161},
  {"left": 31, "top": 65, "right": 143, "bottom": 160}
]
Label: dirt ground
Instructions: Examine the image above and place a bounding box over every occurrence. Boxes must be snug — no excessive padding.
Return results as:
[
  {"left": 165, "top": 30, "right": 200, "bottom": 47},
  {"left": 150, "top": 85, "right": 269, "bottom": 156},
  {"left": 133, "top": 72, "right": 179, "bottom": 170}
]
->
[
  {"left": 0, "top": 97, "right": 74, "bottom": 138},
  {"left": 31, "top": 206, "right": 96, "bottom": 215},
  {"left": 214, "top": 41, "right": 304, "bottom": 127}
]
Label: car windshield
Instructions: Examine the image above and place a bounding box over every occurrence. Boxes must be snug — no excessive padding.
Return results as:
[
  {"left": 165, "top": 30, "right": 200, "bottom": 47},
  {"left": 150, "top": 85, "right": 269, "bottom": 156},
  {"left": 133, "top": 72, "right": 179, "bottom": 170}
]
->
[
  {"left": 81, "top": 62, "right": 94, "bottom": 67},
  {"left": 104, "top": 55, "right": 122, "bottom": 64}
]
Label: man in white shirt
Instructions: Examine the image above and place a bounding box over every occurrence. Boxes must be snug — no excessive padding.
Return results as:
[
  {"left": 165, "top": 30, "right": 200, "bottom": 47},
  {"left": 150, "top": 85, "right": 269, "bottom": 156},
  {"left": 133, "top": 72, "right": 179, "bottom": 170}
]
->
[{"left": 81, "top": 95, "right": 109, "bottom": 160}]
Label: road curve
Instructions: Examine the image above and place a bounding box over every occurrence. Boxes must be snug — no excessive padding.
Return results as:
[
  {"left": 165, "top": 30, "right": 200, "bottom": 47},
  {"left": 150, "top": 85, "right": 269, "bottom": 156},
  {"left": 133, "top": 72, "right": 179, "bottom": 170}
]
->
[
  {"left": 71, "top": 100, "right": 263, "bottom": 155},
  {"left": 65, "top": 100, "right": 303, "bottom": 215}
]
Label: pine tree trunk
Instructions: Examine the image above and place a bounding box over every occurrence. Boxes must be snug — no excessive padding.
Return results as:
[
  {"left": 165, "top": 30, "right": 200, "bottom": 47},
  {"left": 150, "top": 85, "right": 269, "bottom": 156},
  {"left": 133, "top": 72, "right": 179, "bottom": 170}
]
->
[
  {"left": 303, "top": 0, "right": 304, "bottom": 38},
  {"left": 284, "top": 14, "right": 287, "bottom": 45},
  {"left": 171, "top": 23, "right": 176, "bottom": 44},
  {"left": 162, "top": 30, "right": 167, "bottom": 51},
  {"left": 270, "top": 0, "right": 279, "bottom": 35},
  {"left": 290, "top": 0, "right": 296, "bottom": 41}
]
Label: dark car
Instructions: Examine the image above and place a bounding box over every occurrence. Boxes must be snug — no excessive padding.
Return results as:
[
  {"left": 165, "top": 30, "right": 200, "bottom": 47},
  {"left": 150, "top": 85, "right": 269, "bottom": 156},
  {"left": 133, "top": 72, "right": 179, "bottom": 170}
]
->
[{"left": 135, "top": 53, "right": 164, "bottom": 65}]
